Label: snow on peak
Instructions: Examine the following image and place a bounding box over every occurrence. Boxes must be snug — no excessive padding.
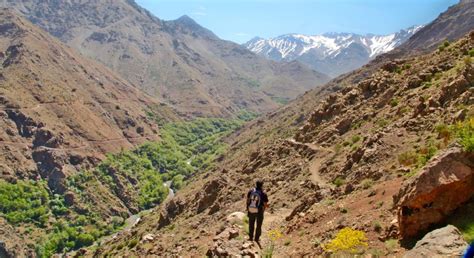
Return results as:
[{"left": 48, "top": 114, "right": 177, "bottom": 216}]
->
[{"left": 244, "top": 25, "right": 423, "bottom": 60}]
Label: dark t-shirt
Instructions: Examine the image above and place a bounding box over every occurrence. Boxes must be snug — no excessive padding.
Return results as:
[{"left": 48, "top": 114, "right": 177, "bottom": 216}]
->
[{"left": 247, "top": 188, "right": 268, "bottom": 211}]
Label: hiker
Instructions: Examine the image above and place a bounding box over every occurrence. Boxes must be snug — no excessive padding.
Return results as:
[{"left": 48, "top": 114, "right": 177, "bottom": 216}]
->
[{"left": 246, "top": 180, "right": 269, "bottom": 243}]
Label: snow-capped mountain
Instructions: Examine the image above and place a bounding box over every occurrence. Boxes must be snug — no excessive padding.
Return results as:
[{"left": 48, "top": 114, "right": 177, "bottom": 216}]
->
[{"left": 244, "top": 25, "right": 423, "bottom": 77}]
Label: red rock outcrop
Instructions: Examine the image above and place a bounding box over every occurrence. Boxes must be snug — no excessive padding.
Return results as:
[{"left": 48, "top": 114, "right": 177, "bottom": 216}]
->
[{"left": 394, "top": 147, "right": 474, "bottom": 238}]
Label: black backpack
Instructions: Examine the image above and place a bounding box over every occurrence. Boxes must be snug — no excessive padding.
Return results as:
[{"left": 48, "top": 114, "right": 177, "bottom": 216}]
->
[{"left": 248, "top": 188, "right": 261, "bottom": 214}]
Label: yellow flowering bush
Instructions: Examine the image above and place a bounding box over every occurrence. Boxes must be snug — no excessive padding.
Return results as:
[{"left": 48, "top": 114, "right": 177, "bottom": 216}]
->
[
  {"left": 323, "top": 227, "right": 368, "bottom": 254},
  {"left": 267, "top": 228, "right": 283, "bottom": 242},
  {"left": 263, "top": 228, "right": 283, "bottom": 258}
]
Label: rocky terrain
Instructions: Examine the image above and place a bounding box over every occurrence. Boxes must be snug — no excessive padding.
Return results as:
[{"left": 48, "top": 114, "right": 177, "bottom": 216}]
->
[
  {"left": 1, "top": 0, "right": 330, "bottom": 117},
  {"left": 0, "top": 10, "right": 184, "bottom": 256},
  {"left": 0, "top": 0, "right": 472, "bottom": 257},
  {"left": 388, "top": 0, "right": 474, "bottom": 58},
  {"left": 245, "top": 26, "right": 422, "bottom": 77},
  {"left": 0, "top": 9, "right": 178, "bottom": 192},
  {"left": 89, "top": 4, "right": 474, "bottom": 257}
]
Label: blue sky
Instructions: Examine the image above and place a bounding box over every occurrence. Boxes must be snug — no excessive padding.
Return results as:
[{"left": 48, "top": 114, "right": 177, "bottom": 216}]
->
[{"left": 136, "top": 0, "right": 458, "bottom": 43}]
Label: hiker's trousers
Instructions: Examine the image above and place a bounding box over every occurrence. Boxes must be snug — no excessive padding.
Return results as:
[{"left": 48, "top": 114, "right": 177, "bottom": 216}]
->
[{"left": 248, "top": 211, "right": 264, "bottom": 241}]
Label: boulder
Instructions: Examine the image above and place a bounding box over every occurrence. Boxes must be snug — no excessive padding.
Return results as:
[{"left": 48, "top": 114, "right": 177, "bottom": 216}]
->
[
  {"left": 195, "top": 178, "right": 225, "bottom": 214},
  {"left": 403, "top": 225, "right": 468, "bottom": 258},
  {"left": 394, "top": 147, "right": 474, "bottom": 238}
]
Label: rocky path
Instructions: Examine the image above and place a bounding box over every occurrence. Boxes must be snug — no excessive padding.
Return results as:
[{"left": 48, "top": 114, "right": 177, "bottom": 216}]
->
[{"left": 288, "top": 138, "right": 332, "bottom": 188}]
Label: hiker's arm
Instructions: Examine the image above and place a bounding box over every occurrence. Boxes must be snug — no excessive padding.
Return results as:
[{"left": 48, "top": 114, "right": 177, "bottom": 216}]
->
[{"left": 245, "top": 192, "right": 250, "bottom": 211}]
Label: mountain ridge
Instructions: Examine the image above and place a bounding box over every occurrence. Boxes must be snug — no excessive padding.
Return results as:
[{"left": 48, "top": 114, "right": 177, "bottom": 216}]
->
[
  {"left": 244, "top": 25, "right": 423, "bottom": 77},
  {"left": 1, "top": 0, "right": 331, "bottom": 118}
]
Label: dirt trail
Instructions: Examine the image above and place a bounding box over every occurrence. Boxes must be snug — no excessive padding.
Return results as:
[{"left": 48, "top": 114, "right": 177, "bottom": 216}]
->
[{"left": 288, "top": 138, "right": 332, "bottom": 188}]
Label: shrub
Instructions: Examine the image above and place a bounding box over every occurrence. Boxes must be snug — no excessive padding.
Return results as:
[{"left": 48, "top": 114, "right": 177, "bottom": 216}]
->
[
  {"left": 333, "top": 177, "right": 345, "bottom": 187},
  {"left": 373, "top": 221, "right": 382, "bottom": 233},
  {"left": 263, "top": 229, "right": 283, "bottom": 258},
  {"left": 351, "top": 135, "right": 361, "bottom": 144},
  {"left": 323, "top": 227, "right": 368, "bottom": 254},
  {"left": 361, "top": 179, "right": 374, "bottom": 189},
  {"left": 390, "top": 98, "right": 399, "bottom": 107},
  {"left": 465, "top": 56, "right": 472, "bottom": 66},
  {"left": 128, "top": 239, "right": 138, "bottom": 249},
  {"left": 76, "top": 233, "right": 95, "bottom": 248},
  {"left": 434, "top": 72, "right": 443, "bottom": 80},
  {"left": 0, "top": 180, "right": 50, "bottom": 226},
  {"left": 435, "top": 123, "right": 452, "bottom": 143},
  {"left": 469, "top": 49, "right": 474, "bottom": 57},
  {"left": 398, "top": 151, "right": 418, "bottom": 166},
  {"left": 384, "top": 239, "right": 398, "bottom": 253},
  {"left": 452, "top": 118, "right": 474, "bottom": 152},
  {"left": 417, "top": 143, "right": 438, "bottom": 167},
  {"left": 376, "top": 118, "right": 389, "bottom": 128},
  {"left": 422, "top": 82, "right": 432, "bottom": 89}
]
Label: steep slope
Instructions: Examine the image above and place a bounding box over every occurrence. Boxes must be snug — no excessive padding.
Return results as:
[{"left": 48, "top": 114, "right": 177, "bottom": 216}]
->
[
  {"left": 244, "top": 26, "right": 422, "bottom": 77},
  {"left": 91, "top": 28, "right": 474, "bottom": 257},
  {"left": 1, "top": 0, "right": 330, "bottom": 117},
  {"left": 0, "top": 9, "right": 178, "bottom": 190},
  {"left": 0, "top": 10, "right": 181, "bottom": 256},
  {"left": 390, "top": 0, "right": 474, "bottom": 57}
]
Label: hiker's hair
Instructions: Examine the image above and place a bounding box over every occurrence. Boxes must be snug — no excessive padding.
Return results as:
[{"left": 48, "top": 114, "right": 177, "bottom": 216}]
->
[{"left": 256, "top": 180, "right": 263, "bottom": 190}]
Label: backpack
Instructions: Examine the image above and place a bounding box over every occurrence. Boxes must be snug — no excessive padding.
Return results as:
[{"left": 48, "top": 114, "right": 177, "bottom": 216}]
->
[{"left": 248, "top": 188, "right": 261, "bottom": 214}]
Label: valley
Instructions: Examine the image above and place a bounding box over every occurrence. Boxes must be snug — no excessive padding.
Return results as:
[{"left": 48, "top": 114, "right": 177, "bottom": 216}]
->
[{"left": 0, "top": 0, "right": 473, "bottom": 257}]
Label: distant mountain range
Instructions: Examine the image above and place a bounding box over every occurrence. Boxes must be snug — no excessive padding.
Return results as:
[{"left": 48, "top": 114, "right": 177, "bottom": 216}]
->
[
  {"left": 244, "top": 26, "right": 423, "bottom": 77},
  {"left": 0, "top": 1, "right": 330, "bottom": 118}
]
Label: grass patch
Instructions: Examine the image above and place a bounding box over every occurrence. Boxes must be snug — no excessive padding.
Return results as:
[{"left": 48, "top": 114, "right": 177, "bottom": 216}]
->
[
  {"left": 351, "top": 135, "right": 361, "bottom": 144},
  {"left": 333, "top": 177, "right": 345, "bottom": 187},
  {"left": 452, "top": 117, "right": 474, "bottom": 152},
  {"left": 361, "top": 179, "right": 374, "bottom": 190},
  {"left": 384, "top": 239, "right": 398, "bottom": 253},
  {"left": 390, "top": 98, "right": 399, "bottom": 107}
]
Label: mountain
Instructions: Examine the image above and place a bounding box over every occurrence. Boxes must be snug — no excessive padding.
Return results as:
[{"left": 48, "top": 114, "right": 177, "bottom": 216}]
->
[
  {"left": 87, "top": 1, "right": 474, "bottom": 256},
  {"left": 92, "top": 28, "right": 474, "bottom": 258},
  {"left": 0, "top": 8, "right": 181, "bottom": 191},
  {"left": 0, "top": 9, "right": 183, "bottom": 255},
  {"left": 1, "top": 0, "right": 331, "bottom": 118},
  {"left": 244, "top": 26, "right": 422, "bottom": 77},
  {"left": 392, "top": 0, "right": 474, "bottom": 55}
]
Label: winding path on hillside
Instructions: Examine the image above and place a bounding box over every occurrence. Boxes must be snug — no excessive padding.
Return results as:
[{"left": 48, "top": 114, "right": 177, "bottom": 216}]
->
[{"left": 288, "top": 138, "right": 333, "bottom": 188}]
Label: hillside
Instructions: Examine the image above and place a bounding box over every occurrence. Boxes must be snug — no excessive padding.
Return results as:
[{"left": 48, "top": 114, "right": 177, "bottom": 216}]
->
[
  {"left": 90, "top": 20, "right": 474, "bottom": 258},
  {"left": 245, "top": 26, "right": 422, "bottom": 77},
  {"left": 0, "top": 9, "right": 180, "bottom": 190},
  {"left": 388, "top": 0, "right": 474, "bottom": 57},
  {"left": 0, "top": 9, "right": 189, "bottom": 256},
  {"left": 1, "top": 0, "right": 330, "bottom": 117}
]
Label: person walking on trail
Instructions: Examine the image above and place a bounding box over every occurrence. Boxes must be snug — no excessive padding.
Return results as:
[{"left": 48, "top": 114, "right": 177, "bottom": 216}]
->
[{"left": 246, "top": 180, "right": 269, "bottom": 243}]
